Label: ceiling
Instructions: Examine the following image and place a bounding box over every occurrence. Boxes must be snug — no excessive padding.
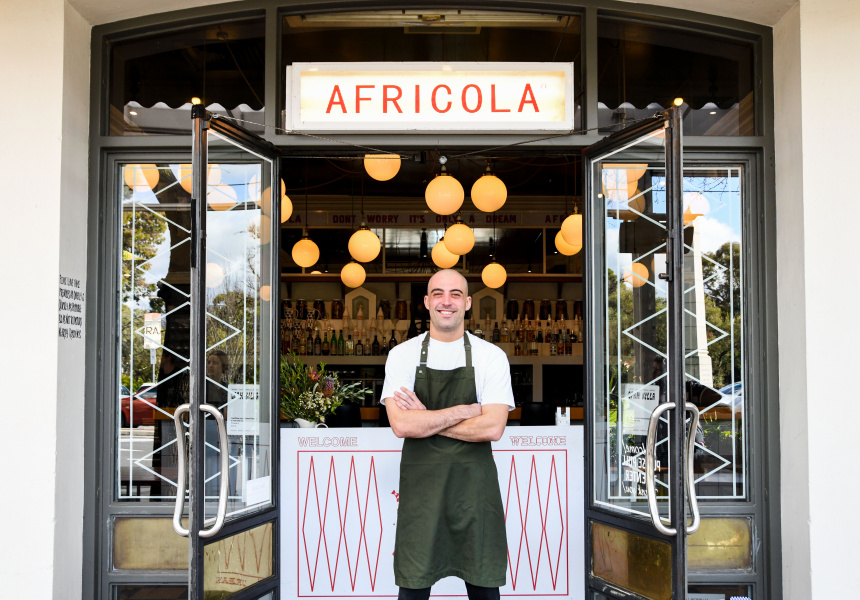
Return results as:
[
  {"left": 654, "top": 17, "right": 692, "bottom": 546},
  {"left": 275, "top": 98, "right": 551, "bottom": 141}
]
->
[{"left": 70, "top": 0, "right": 796, "bottom": 28}]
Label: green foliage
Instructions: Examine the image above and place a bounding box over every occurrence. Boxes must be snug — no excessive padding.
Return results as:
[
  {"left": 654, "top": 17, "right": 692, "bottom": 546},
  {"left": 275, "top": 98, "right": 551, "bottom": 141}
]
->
[
  {"left": 701, "top": 242, "right": 742, "bottom": 388},
  {"left": 122, "top": 210, "right": 167, "bottom": 303},
  {"left": 280, "top": 353, "right": 372, "bottom": 422}
]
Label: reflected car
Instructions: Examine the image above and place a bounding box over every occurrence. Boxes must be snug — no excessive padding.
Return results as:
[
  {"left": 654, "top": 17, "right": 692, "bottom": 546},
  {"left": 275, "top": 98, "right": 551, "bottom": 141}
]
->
[
  {"left": 717, "top": 382, "right": 743, "bottom": 415},
  {"left": 120, "top": 383, "right": 158, "bottom": 427}
]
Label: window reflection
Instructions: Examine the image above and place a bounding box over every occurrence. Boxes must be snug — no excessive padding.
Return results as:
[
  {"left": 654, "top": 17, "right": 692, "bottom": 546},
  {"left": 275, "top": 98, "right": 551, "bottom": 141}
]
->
[
  {"left": 109, "top": 19, "right": 265, "bottom": 135},
  {"left": 598, "top": 19, "right": 756, "bottom": 135}
]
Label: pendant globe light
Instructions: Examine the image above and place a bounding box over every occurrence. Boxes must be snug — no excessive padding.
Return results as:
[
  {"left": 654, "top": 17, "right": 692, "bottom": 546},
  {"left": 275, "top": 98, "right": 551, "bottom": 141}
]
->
[
  {"left": 348, "top": 177, "right": 381, "bottom": 262},
  {"left": 623, "top": 263, "right": 649, "bottom": 288},
  {"left": 561, "top": 206, "right": 583, "bottom": 247},
  {"left": 432, "top": 235, "right": 460, "bottom": 268},
  {"left": 471, "top": 162, "right": 507, "bottom": 213},
  {"left": 123, "top": 164, "right": 160, "bottom": 193},
  {"left": 443, "top": 217, "right": 475, "bottom": 255},
  {"left": 481, "top": 221, "right": 507, "bottom": 288},
  {"left": 341, "top": 261, "right": 366, "bottom": 288},
  {"left": 482, "top": 261, "right": 507, "bottom": 288},
  {"left": 555, "top": 230, "right": 581, "bottom": 256},
  {"left": 425, "top": 156, "right": 464, "bottom": 215},
  {"left": 364, "top": 153, "right": 401, "bottom": 181},
  {"left": 291, "top": 161, "right": 319, "bottom": 268}
]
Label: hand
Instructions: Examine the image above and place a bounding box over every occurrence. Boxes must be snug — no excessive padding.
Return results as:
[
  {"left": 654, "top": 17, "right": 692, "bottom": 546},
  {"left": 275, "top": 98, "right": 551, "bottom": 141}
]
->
[{"left": 393, "top": 387, "right": 427, "bottom": 411}]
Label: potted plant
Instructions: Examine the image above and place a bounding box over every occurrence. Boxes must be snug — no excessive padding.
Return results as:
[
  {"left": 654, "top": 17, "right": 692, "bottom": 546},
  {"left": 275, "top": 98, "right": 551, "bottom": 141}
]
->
[{"left": 280, "top": 353, "right": 372, "bottom": 426}]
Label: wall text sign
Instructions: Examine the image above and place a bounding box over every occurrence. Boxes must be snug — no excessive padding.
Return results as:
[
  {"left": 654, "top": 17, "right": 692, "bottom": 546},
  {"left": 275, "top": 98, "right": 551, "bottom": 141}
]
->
[{"left": 286, "top": 62, "right": 574, "bottom": 133}]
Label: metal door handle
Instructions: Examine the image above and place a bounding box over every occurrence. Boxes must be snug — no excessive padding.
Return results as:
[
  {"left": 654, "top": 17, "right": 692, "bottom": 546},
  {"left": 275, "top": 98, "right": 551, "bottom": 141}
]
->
[
  {"left": 646, "top": 401, "right": 677, "bottom": 536},
  {"left": 199, "top": 404, "right": 229, "bottom": 538},
  {"left": 684, "top": 402, "right": 701, "bottom": 535},
  {"left": 172, "top": 404, "right": 191, "bottom": 537}
]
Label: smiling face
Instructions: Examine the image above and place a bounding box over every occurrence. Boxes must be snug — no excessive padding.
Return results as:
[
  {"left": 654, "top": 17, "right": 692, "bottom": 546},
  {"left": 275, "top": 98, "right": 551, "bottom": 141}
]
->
[{"left": 424, "top": 269, "right": 472, "bottom": 342}]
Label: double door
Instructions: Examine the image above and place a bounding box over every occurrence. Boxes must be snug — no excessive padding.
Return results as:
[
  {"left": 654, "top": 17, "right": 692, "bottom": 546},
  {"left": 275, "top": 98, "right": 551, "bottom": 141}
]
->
[{"left": 177, "top": 106, "right": 697, "bottom": 599}]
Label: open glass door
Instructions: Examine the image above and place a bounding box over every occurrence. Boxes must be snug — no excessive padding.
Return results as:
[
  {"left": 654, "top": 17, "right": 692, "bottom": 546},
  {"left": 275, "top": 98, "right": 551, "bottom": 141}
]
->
[
  {"left": 176, "top": 107, "right": 281, "bottom": 600},
  {"left": 584, "top": 107, "right": 697, "bottom": 600}
]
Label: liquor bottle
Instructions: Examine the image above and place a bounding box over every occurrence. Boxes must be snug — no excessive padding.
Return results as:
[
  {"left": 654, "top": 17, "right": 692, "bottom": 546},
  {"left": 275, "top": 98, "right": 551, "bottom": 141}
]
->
[
  {"left": 500, "top": 321, "right": 510, "bottom": 343},
  {"left": 536, "top": 322, "right": 544, "bottom": 344},
  {"left": 355, "top": 337, "right": 364, "bottom": 356},
  {"left": 473, "top": 320, "right": 484, "bottom": 340},
  {"left": 549, "top": 336, "right": 558, "bottom": 356},
  {"left": 565, "top": 329, "right": 573, "bottom": 355},
  {"left": 381, "top": 335, "right": 388, "bottom": 356},
  {"left": 528, "top": 336, "right": 538, "bottom": 356},
  {"left": 492, "top": 322, "right": 500, "bottom": 343},
  {"left": 345, "top": 334, "right": 354, "bottom": 355},
  {"left": 299, "top": 332, "right": 307, "bottom": 356},
  {"left": 338, "top": 330, "right": 345, "bottom": 356},
  {"left": 372, "top": 335, "right": 381, "bottom": 356},
  {"left": 322, "top": 332, "right": 330, "bottom": 356},
  {"left": 526, "top": 321, "right": 535, "bottom": 343},
  {"left": 306, "top": 329, "right": 313, "bottom": 356},
  {"left": 313, "top": 330, "right": 322, "bottom": 356},
  {"left": 514, "top": 339, "right": 522, "bottom": 356},
  {"left": 389, "top": 329, "right": 398, "bottom": 351}
]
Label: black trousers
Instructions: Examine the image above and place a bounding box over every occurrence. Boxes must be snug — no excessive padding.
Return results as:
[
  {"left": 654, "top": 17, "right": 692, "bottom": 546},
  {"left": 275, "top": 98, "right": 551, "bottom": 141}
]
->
[{"left": 398, "top": 583, "right": 500, "bottom": 600}]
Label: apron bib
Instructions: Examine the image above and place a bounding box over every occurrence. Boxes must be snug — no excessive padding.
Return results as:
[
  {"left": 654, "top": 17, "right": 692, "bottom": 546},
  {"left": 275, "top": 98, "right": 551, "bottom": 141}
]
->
[{"left": 393, "top": 332, "right": 507, "bottom": 589}]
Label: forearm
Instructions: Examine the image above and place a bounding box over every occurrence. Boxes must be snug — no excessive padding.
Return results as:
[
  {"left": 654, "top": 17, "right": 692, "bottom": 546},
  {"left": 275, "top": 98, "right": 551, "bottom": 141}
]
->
[
  {"left": 439, "top": 405, "right": 508, "bottom": 442},
  {"left": 387, "top": 402, "right": 476, "bottom": 439}
]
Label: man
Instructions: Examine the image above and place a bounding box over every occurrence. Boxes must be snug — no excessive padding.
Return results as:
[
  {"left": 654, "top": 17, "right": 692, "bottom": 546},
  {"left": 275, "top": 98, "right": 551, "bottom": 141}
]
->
[{"left": 381, "top": 269, "right": 514, "bottom": 600}]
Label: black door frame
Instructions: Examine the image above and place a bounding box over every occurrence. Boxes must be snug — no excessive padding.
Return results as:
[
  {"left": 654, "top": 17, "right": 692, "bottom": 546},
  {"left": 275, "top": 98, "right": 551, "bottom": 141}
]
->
[{"left": 186, "top": 106, "right": 283, "bottom": 600}]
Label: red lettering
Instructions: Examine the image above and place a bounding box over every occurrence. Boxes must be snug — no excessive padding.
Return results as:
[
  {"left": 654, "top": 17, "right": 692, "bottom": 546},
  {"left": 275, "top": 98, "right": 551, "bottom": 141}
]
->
[
  {"left": 432, "top": 85, "right": 452, "bottom": 113},
  {"left": 461, "top": 84, "right": 482, "bottom": 113},
  {"left": 518, "top": 84, "right": 539, "bottom": 112},
  {"left": 326, "top": 85, "right": 347, "bottom": 113},
  {"left": 415, "top": 84, "right": 420, "bottom": 113},
  {"left": 383, "top": 85, "right": 403, "bottom": 113},
  {"left": 356, "top": 85, "right": 375, "bottom": 113},
  {"left": 491, "top": 84, "right": 510, "bottom": 112}
]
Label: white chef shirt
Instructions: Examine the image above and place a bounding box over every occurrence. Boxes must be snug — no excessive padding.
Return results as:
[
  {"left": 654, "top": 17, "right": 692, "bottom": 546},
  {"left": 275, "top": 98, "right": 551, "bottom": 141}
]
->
[{"left": 380, "top": 332, "right": 515, "bottom": 409}]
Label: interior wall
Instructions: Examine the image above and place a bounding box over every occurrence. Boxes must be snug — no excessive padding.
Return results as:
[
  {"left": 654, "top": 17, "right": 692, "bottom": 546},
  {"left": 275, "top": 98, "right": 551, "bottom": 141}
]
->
[
  {"left": 775, "top": 0, "right": 860, "bottom": 597},
  {"left": 0, "top": 1, "right": 91, "bottom": 598}
]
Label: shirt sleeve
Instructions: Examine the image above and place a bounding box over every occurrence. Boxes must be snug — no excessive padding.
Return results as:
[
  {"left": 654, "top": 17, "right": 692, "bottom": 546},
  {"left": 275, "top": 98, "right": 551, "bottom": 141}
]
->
[
  {"left": 379, "top": 346, "right": 416, "bottom": 406},
  {"left": 478, "top": 349, "right": 516, "bottom": 409}
]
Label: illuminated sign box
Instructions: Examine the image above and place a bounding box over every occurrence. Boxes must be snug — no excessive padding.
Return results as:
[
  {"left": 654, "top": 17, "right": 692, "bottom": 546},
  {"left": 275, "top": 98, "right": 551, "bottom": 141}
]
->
[{"left": 286, "top": 62, "right": 574, "bottom": 133}]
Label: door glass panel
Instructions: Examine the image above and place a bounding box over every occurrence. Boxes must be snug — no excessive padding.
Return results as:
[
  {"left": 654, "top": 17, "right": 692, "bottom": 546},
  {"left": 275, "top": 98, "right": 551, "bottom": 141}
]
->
[
  {"left": 681, "top": 168, "right": 746, "bottom": 500},
  {"left": 687, "top": 517, "right": 752, "bottom": 570},
  {"left": 204, "top": 132, "right": 275, "bottom": 521},
  {"left": 687, "top": 585, "right": 753, "bottom": 599},
  {"left": 117, "top": 162, "right": 192, "bottom": 502},
  {"left": 116, "top": 586, "right": 187, "bottom": 599},
  {"left": 590, "top": 129, "right": 674, "bottom": 523},
  {"left": 114, "top": 517, "right": 188, "bottom": 569},
  {"left": 203, "top": 521, "right": 274, "bottom": 598},
  {"left": 591, "top": 521, "right": 671, "bottom": 600}
]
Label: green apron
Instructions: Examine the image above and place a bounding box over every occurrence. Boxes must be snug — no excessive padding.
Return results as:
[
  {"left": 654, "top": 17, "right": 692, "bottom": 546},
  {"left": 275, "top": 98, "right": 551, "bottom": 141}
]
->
[{"left": 393, "top": 332, "right": 508, "bottom": 589}]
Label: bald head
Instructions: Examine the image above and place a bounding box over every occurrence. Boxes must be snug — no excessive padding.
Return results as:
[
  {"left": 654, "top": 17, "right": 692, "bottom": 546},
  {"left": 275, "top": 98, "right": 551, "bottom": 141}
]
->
[
  {"left": 427, "top": 269, "right": 468, "bottom": 296},
  {"left": 424, "top": 269, "right": 472, "bottom": 341}
]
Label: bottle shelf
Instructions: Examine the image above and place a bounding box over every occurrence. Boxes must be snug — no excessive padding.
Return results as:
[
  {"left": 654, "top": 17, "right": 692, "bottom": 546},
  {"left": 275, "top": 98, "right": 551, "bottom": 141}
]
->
[{"left": 284, "top": 353, "right": 583, "bottom": 366}]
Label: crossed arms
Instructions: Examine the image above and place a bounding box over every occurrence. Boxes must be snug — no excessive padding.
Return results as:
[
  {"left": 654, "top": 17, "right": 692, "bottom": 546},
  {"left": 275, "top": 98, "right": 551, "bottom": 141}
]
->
[{"left": 385, "top": 387, "right": 508, "bottom": 442}]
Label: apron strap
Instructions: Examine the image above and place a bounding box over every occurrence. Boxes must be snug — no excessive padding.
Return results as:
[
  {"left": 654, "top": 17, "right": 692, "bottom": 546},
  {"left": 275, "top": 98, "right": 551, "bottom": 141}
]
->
[
  {"left": 464, "top": 331, "right": 472, "bottom": 368},
  {"left": 419, "top": 332, "right": 430, "bottom": 369}
]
